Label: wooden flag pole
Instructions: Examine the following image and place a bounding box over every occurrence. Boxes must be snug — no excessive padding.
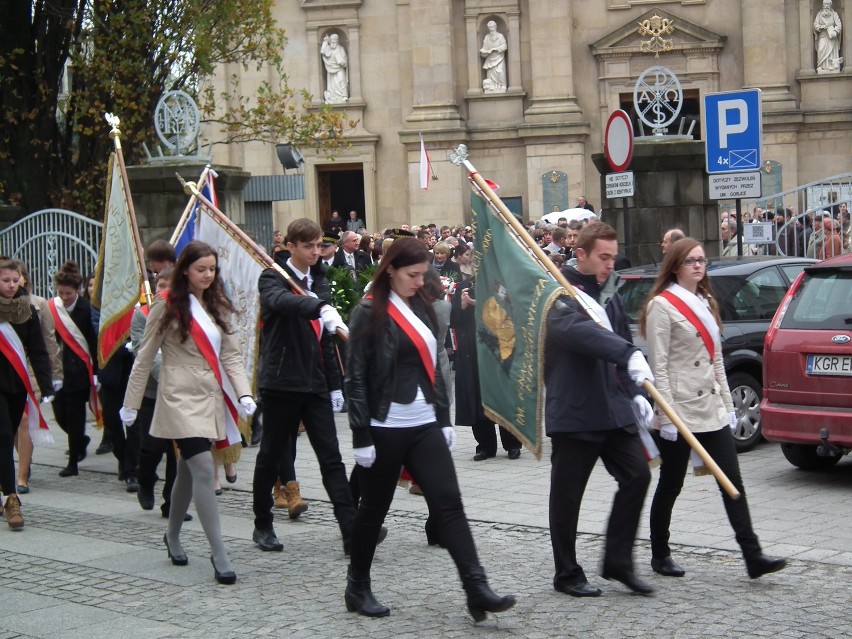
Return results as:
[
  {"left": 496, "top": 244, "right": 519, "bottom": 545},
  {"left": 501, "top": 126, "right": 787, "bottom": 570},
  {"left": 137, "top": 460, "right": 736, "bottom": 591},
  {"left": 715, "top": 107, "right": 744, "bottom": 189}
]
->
[
  {"left": 176, "top": 176, "right": 348, "bottom": 341},
  {"left": 106, "top": 114, "right": 153, "bottom": 307},
  {"left": 451, "top": 145, "right": 739, "bottom": 500},
  {"left": 169, "top": 165, "right": 211, "bottom": 246}
]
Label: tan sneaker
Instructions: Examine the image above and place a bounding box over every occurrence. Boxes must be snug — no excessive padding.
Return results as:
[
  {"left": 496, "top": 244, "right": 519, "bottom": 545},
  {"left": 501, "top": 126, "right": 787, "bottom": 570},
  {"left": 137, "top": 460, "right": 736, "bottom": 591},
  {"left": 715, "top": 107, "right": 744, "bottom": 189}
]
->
[
  {"left": 283, "top": 481, "right": 309, "bottom": 520},
  {"left": 4, "top": 494, "right": 24, "bottom": 530}
]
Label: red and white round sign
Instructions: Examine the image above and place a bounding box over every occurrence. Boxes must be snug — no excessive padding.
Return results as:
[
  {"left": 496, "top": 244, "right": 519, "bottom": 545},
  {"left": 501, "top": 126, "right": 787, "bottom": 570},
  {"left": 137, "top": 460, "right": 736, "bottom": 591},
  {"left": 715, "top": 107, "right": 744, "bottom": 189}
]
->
[{"left": 604, "top": 110, "right": 634, "bottom": 173}]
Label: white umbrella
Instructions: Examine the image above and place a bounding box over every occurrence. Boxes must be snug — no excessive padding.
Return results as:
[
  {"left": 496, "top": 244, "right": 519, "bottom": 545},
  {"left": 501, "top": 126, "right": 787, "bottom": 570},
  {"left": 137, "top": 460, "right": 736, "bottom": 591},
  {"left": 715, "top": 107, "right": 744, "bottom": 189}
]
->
[{"left": 539, "top": 208, "right": 598, "bottom": 225}]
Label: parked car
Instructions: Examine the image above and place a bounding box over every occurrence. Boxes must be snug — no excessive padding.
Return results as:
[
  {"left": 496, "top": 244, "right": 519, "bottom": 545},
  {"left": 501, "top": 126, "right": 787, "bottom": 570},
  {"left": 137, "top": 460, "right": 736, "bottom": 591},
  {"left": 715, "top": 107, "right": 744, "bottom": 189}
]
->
[
  {"left": 761, "top": 253, "right": 852, "bottom": 469},
  {"left": 617, "top": 256, "right": 816, "bottom": 452}
]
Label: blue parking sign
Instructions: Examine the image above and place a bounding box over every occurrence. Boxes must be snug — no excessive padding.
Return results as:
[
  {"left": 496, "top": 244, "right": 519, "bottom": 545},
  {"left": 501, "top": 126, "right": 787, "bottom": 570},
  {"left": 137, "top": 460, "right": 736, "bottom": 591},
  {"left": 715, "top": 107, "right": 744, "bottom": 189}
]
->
[{"left": 703, "top": 89, "right": 762, "bottom": 174}]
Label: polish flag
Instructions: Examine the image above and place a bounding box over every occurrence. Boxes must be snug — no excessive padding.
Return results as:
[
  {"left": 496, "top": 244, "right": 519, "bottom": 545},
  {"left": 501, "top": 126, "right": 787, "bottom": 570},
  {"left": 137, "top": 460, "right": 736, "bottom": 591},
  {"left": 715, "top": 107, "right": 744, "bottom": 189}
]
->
[{"left": 419, "top": 133, "right": 431, "bottom": 190}]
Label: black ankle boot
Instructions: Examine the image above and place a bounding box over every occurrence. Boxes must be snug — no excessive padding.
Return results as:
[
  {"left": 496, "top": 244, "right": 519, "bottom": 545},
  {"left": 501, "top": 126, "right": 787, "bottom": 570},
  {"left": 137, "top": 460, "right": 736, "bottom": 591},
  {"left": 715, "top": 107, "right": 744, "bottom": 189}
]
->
[
  {"left": 344, "top": 566, "right": 390, "bottom": 617},
  {"left": 460, "top": 566, "right": 516, "bottom": 622}
]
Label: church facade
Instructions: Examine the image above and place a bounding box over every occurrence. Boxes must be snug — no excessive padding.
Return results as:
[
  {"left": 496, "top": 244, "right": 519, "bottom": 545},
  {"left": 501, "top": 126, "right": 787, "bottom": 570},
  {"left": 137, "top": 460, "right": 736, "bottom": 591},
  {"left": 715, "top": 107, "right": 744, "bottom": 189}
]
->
[{"left": 209, "top": 0, "right": 852, "bottom": 232}]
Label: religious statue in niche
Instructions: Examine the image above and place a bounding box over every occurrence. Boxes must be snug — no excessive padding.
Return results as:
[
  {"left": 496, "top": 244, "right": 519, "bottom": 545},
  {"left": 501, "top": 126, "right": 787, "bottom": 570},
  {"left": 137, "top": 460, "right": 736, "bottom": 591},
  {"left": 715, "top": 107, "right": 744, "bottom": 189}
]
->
[
  {"left": 321, "top": 33, "right": 349, "bottom": 103},
  {"left": 480, "top": 20, "right": 508, "bottom": 93},
  {"left": 813, "top": 0, "right": 843, "bottom": 74}
]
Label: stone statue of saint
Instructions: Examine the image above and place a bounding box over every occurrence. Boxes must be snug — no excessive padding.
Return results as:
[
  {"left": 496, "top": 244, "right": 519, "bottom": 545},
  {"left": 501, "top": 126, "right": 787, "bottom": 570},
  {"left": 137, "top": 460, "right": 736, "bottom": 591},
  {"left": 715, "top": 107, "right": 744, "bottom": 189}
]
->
[
  {"left": 813, "top": 0, "right": 843, "bottom": 74},
  {"left": 321, "top": 33, "right": 349, "bottom": 103},
  {"left": 480, "top": 21, "right": 508, "bottom": 93}
]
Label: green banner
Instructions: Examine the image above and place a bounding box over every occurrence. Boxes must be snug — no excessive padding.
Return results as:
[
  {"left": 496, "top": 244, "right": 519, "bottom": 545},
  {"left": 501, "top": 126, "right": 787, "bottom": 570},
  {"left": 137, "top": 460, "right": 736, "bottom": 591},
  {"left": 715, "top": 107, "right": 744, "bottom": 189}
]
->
[{"left": 472, "top": 194, "right": 564, "bottom": 459}]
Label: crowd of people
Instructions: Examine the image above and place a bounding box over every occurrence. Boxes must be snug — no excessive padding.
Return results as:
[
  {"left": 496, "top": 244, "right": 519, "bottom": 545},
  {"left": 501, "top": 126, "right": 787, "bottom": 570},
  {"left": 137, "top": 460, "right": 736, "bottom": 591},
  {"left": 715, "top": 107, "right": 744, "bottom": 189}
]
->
[{"left": 0, "top": 209, "right": 792, "bottom": 622}]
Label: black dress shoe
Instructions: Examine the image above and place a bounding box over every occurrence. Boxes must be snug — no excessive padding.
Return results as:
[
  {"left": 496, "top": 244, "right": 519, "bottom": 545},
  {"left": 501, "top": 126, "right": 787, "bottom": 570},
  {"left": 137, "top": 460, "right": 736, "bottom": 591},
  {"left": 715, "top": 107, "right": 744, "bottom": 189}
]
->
[
  {"left": 746, "top": 554, "right": 787, "bottom": 579},
  {"left": 472, "top": 451, "right": 496, "bottom": 461},
  {"left": 554, "top": 580, "right": 602, "bottom": 598},
  {"left": 95, "top": 437, "right": 111, "bottom": 455},
  {"left": 163, "top": 534, "right": 188, "bottom": 566},
  {"left": 137, "top": 484, "right": 155, "bottom": 510},
  {"left": 211, "top": 556, "right": 236, "bottom": 585},
  {"left": 161, "top": 507, "right": 193, "bottom": 521},
  {"left": 58, "top": 466, "right": 78, "bottom": 477},
  {"left": 507, "top": 448, "right": 521, "bottom": 460},
  {"left": 651, "top": 556, "right": 685, "bottom": 577},
  {"left": 125, "top": 476, "right": 140, "bottom": 493},
  {"left": 253, "top": 527, "right": 284, "bottom": 551},
  {"left": 601, "top": 569, "right": 655, "bottom": 595}
]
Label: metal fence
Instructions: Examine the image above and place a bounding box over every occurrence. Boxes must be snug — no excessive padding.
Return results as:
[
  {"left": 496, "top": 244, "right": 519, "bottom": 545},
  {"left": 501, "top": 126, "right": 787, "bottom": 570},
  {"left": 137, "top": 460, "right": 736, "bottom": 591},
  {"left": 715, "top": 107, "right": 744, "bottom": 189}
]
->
[{"left": 0, "top": 209, "right": 101, "bottom": 299}]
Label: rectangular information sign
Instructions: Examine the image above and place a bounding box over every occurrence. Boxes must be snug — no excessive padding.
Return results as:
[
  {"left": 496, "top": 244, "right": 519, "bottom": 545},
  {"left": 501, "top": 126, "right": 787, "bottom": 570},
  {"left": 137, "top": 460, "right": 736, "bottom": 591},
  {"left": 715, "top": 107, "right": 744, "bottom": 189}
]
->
[
  {"left": 605, "top": 171, "right": 634, "bottom": 198},
  {"left": 743, "top": 222, "right": 774, "bottom": 244},
  {"left": 709, "top": 172, "right": 762, "bottom": 200}
]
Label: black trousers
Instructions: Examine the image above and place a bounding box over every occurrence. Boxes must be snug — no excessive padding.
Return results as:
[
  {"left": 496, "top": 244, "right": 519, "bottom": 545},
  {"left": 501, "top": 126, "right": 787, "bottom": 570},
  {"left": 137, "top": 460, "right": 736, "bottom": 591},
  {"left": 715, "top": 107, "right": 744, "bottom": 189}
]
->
[
  {"left": 650, "top": 426, "right": 761, "bottom": 560},
  {"left": 135, "top": 396, "right": 177, "bottom": 510},
  {"left": 253, "top": 391, "right": 356, "bottom": 536},
  {"left": 0, "top": 392, "right": 26, "bottom": 494},
  {"left": 349, "top": 423, "right": 480, "bottom": 576},
  {"left": 52, "top": 388, "right": 90, "bottom": 468},
  {"left": 549, "top": 430, "right": 650, "bottom": 588},
  {"left": 101, "top": 383, "right": 139, "bottom": 478},
  {"left": 472, "top": 416, "right": 520, "bottom": 455}
]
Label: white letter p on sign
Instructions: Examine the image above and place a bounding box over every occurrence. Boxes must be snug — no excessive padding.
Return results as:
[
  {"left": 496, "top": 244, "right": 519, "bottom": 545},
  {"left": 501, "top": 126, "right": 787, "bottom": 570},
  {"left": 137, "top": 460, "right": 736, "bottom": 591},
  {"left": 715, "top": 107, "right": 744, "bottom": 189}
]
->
[{"left": 718, "top": 99, "right": 748, "bottom": 149}]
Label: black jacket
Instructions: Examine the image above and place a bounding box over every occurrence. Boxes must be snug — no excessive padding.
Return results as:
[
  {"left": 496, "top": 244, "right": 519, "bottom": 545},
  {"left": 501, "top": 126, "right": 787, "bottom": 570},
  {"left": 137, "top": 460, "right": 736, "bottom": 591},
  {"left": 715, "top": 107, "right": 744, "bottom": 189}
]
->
[
  {"left": 544, "top": 265, "right": 641, "bottom": 436},
  {"left": 56, "top": 296, "right": 98, "bottom": 393},
  {"left": 0, "top": 290, "right": 52, "bottom": 397},
  {"left": 256, "top": 259, "right": 342, "bottom": 396},
  {"left": 345, "top": 296, "right": 451, "bottom": 448}
]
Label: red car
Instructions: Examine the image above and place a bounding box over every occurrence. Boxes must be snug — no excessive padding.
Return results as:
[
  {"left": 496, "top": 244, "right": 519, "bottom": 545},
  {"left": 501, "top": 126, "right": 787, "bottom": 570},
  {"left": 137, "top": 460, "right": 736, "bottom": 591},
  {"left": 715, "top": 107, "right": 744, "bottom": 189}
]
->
[{"left": 761, "top": 252, "right": 852, "bottom": 469}]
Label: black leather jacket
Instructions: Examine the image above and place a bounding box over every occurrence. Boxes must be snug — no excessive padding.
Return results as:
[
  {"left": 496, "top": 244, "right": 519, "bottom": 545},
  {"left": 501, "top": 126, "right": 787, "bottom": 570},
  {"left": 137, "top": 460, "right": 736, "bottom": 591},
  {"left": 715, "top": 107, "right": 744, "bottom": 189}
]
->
[{"left": 345, "top": 296, "right": 451, "bottom": 448}]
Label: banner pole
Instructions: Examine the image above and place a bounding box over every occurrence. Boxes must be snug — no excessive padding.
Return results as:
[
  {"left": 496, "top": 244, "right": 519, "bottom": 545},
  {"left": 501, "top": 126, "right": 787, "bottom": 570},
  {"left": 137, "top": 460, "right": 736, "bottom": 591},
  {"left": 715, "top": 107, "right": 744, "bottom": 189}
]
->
[
  {"left": 106, "top": 114, "right": 153, "bottom": 307},
  {"left": 450, "top": 145, "right": 739, "bottom": 499},
  {"left": 176, "top": 175, "right": 348, "bottom": 342},
  {"left": 169, "top": 165, "right": 211, "bottom": 246}
]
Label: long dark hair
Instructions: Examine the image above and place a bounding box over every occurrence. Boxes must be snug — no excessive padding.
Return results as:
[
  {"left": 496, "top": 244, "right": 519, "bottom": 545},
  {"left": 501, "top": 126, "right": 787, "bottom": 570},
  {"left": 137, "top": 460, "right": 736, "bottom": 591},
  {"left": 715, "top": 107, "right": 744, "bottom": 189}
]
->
[
  {"left": 160, "top": 241, "right": 235, "bottom": 342},
  {"left": 639, "top": 237, "right": 721, "bottom": 337},
  {"left": 361, "top": 237, "right": 435, "bottom": 336}
]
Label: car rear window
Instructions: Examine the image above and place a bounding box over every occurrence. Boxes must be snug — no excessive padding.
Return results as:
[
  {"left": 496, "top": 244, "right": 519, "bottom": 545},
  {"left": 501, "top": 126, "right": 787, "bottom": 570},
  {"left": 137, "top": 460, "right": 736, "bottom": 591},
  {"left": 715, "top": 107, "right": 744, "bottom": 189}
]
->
[
  {"left": 618, "top": 278, "right": 654, "bottom": 322},
  {"left": 781, "top": 270, "right": 852, "bottom": 330}
]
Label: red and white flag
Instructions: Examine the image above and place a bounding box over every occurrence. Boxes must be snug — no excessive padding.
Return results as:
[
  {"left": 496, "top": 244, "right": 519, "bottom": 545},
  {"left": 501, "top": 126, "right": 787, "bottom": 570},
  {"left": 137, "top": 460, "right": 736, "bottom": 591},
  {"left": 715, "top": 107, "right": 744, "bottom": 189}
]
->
[{"left": 419, "top": 133, "right": 431, "bottom": 190}]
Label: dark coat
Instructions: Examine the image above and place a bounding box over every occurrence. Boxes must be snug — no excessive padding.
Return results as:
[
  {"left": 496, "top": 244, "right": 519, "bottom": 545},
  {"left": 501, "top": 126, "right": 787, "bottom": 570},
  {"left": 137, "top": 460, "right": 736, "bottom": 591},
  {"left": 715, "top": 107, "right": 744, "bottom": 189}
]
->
[
  {"left": 256, "top": 259, "right": 342, "bottom": 396},
  {"left": 0, "top": 291, "right": 52, "bottom": 397},
  {"left": 449, "top": 277, "right": 482, "bottom": 426},
  {"left": 56, "top": 296, "right": 97, "bottom": 393},
  {"left": 544, "top": 266, "right": 641, "bottom": 436},
  {"left": 345, "top": 296, "right": 451, "bottom": 448}
]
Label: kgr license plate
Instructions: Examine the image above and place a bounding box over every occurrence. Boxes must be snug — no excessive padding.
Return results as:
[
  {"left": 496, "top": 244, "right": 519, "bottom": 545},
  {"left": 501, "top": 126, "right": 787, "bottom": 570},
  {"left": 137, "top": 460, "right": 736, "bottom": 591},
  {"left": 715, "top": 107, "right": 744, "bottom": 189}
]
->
[{"left": 806, "top": 354, "right": 852, "bottom": 376}]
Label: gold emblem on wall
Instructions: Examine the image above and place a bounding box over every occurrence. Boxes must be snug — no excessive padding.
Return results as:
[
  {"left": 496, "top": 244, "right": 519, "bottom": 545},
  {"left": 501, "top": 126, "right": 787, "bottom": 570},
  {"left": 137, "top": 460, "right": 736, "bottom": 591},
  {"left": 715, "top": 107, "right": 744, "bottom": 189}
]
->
[{"left": 638, "top": 13, "right": 675, "bottom": 58}]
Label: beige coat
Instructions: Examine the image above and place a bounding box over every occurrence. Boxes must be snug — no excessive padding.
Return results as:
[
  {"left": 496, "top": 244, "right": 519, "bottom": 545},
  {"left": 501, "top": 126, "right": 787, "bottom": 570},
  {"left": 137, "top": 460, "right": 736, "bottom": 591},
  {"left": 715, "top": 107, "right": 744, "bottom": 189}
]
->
[
  {"left": 123, "top": 296, "right": 251, "bottom": 441},
  {"left": 645, "top": 295, "right": 734, "bottom": 433}
]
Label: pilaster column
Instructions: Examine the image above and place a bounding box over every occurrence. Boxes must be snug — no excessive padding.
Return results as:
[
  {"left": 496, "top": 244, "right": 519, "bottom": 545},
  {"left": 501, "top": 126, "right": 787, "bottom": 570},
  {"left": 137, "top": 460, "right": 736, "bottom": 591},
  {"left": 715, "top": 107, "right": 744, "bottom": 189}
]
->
[{"left": 741, "top": 0, "right": 797, "bottom": 111}]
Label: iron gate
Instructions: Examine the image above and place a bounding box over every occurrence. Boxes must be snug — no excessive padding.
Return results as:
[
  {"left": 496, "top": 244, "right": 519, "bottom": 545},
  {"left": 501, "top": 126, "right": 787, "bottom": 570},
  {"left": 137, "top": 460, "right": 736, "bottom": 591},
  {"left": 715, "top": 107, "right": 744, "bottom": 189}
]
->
[{"left": 0, "top": 209, "right": 101, "bottom": 299}]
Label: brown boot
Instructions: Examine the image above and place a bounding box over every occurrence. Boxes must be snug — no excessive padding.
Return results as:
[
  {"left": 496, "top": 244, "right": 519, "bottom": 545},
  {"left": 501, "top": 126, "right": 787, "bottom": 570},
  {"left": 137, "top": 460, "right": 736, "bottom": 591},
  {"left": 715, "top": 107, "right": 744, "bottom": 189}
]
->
[
  {"left": 283, "top": 480, "right": 308, "bottom": 520},
  {"left": 4, "top": 494, "right": 23, "bottom": 530},
  {"left": 273, "top": 479, "right": 288, "bottom": 509}
]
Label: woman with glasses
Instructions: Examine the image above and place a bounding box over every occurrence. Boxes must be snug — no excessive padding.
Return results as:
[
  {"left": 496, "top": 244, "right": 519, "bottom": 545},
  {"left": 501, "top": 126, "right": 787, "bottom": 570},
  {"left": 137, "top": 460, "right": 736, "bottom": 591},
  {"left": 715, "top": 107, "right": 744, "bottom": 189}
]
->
[{"left": 639, "top": 238, "right": 786, "bottom": 581}]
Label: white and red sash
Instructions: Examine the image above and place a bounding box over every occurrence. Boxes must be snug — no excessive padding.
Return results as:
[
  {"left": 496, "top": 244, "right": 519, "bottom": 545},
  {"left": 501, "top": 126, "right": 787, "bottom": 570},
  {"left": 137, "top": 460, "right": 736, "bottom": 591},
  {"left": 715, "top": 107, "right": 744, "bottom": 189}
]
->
[
  {"left": 187, "top": 294, "right": 241, "bottom": 449},
  {"left": 0, "top": 323, "right": 52, "bottom": 445},
  {"left": 659, "top": 283, "right": 720, "bottom": 359},
  {"left": 48, "top": 297, "right": 102, "bottom": 427},
  {"left": 387, "top": 291, "right": 437, "bottom": 388}
]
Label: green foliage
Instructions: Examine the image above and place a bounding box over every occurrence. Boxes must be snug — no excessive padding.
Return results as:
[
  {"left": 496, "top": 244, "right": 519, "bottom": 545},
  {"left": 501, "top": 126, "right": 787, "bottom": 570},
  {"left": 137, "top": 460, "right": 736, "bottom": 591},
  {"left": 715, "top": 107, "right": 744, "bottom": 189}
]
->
[
  {"left": 326, "top": 264, "right": 377, "bottom": 321},
  {"left": 0, "top": 0, "right": 355, "bottom": 216}
]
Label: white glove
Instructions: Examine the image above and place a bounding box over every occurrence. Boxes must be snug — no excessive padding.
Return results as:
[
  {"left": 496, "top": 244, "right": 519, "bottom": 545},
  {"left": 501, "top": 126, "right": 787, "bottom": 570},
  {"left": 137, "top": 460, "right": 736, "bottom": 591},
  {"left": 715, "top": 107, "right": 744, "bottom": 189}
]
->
[
  {"left": 119, "top": 406, "right": 138, "bottom": 426},
  {"left": 632, "top": 396, "right": 654, "bottom": 430},
  {"left": 660, "top": 423, "right": 678, "bottom": 442},
  {"left": 442, "top": 426, "right": 457, "bottom": 452},
  {"left": 92, "top": 374, "right": 101, "bottom": 392},
  {"left": 353, "top": 445, "right": 376, "bottom": 468},
  {"left": 728, "top": 410, "right": 738, "bottom": 431},
  {"left": 239, "top": 395, "right": 257, "bottom": 416},
  {"left": 52, "top": 380, "right": 63, "bottom": 392},
  {"left": 319, "top": 305, "right": 348, "bottom": 334},
  {"left": 330, "top": 389, "right": 344, "bottom": 412},
  {"left": 40, "top": 394, "right": 54, "bottom": 404},
  {"left": 627, "top": 351, "right": 655, "bottom": 385}
]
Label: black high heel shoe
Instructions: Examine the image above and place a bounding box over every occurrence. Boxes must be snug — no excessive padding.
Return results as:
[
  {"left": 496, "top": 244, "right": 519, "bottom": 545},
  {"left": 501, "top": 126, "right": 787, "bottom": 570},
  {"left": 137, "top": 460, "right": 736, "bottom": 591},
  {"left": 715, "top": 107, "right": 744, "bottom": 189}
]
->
[
  {"left": 163, "top": 534, "right": 188, "bottom": 566},
  {"left": 211, "top": 556, "right": 236, "bottom": 585}
]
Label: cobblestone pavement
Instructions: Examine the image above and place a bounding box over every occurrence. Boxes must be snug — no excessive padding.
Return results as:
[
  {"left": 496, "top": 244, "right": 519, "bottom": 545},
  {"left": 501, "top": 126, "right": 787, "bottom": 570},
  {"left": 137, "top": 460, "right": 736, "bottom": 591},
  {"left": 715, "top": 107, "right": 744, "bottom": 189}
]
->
[{"left": 0, "top": 415, "right": 850, "bottom": 638}]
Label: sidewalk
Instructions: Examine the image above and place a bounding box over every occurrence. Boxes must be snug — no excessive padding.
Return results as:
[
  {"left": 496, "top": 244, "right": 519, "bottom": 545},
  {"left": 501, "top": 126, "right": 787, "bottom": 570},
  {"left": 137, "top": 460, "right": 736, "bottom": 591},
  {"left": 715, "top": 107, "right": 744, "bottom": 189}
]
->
[{"left": 0, "top": 413, "right": 849, "bottom": 638}]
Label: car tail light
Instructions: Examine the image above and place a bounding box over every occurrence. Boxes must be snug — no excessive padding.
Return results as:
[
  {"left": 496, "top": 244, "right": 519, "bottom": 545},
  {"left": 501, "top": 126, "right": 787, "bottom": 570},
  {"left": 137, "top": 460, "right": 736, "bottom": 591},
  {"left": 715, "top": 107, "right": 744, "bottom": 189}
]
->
[{"left": 765, "top": 270, "right": 806, "bottom": 350}]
